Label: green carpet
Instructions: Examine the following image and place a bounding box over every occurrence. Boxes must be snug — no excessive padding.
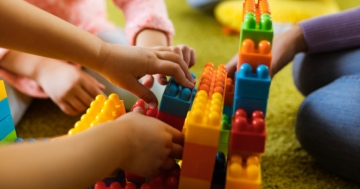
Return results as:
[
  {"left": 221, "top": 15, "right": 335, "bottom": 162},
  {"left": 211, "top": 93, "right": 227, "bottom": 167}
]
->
[{"left": 15, "top": 0, "right": 360, "bottom": 188}]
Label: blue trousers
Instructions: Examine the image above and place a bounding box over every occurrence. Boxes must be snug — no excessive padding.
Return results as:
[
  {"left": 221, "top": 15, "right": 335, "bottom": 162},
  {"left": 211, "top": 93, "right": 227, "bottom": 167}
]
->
[{"left": 293, "top": 48, "right": 360, "bottom": 182}]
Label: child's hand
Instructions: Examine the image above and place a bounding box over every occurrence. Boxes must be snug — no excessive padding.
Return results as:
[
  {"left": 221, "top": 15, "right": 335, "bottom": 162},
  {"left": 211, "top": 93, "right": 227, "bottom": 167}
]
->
[
  {"left": 141, "top": 45, "right": 196, "bottom": 88},
  {"left": 270, "top": 25, "right": 307, "bottom": 77},
  {"left": 96, "top": 44, "right": 196, "bottom": 108},
  {"left": 35, "top": 58, "right": 105, "bottom": 115},
  {"left": 117, "top": 107, "right": 184, "bottom": 176}
]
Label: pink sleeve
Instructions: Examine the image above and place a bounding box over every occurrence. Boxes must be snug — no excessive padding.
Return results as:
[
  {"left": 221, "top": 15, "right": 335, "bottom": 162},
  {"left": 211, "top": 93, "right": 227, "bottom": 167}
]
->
[{"left": 113, "top": 0, "right": 175, "bottom": 45}]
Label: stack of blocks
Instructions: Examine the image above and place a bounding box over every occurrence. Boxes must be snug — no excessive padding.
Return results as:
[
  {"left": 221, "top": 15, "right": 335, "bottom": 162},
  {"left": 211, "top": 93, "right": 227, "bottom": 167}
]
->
[
  {"left": 225, "top": 0, "right": 272, "bottom": 188},
  {"left": 0, "top": 80, "right": 17, "bottom": 144}
]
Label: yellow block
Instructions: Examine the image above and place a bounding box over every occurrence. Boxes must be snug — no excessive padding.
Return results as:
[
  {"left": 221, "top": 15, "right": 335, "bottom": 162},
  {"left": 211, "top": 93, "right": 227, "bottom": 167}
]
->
[{"left": 0, "top": 80, "right": 8, "bottom": 101}]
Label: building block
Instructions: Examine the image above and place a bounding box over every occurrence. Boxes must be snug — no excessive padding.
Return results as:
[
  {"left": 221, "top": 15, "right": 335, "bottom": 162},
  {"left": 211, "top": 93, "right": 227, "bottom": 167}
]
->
[
  {"left": 225, "top": 155, "right": 261, "bottom": 189},
  {"left": 239, "top": 12, "right": 273, "bottom": 48},
  {"left": 142, "top": 167, "right": 180, "bottom": 189},
  {"left": 131, "top": 99, "right": 158, "bottom": 118},
  {"left": 90, "top": 170, "right": 126, "bottom": 189},
  {"left": 0, "top": 130, "right": 17, "bottom": 144},
  {"left": 157, "top": 110, "right": 185, "bottom": 131},
  {"left": 197, "top": 63, "right": 227, "bottom": 99},
  {"left": 234, "top": 63, "right": 271, "bottom": 100},
  {"left": 158, "top": 75, "right": 196, "bottom": 118},
  {"left": 0, "top": 80, "right": 7, "bottom": 101},
  {"left": 68, "top": 94, "right": 125, "bottom": 135},
  {"left": 178, "top": 177, "right": 211, "bottom": 189},
  {"left": 229, "top": 109, "right": 266, "bottom": 154},
  {"left": 238, "top": 39, "right": 272, "bottom": 71},
  {"left": 233, "top": 97, "right": 267, "bottom": 117},
  {"left": 182, "top": 90, "right": 222, "bottom": 147},
  {"left": 0, "top": 114, "right": 15, "bottom": 141},
  {"left": 242, "top": 0, "right": 271, "bottom": 22},
  {"left": 218, "top": 114, "right": 231, "bottom": 154},
  {"left": 0, "top": 98, "right": 11, "bottom": 121},
  {"left": 224, "top": 78, "right": 234, "bottom": 106},
  {"left": 212, "top": 152, "right": 227, "bottom": 185}
]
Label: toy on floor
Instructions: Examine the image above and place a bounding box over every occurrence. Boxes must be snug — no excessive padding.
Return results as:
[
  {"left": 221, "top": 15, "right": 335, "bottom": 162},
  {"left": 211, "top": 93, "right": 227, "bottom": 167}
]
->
[{"left": 214, "top": 0, "right": 339, "bottom": 34}]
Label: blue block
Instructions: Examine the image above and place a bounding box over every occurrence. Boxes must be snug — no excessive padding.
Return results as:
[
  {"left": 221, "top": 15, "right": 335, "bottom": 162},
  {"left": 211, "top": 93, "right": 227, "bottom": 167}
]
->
[
  {"left": 233, "top": 96, "right": 268, "bottom": 116},
  {"left": 0, "top": 114, "right": 15, "bottom": 141},
  {"left": 234, "top": 63, "right": 271, "bottom": 100},
  {"left": 0, "top": 98, "right": 11, "bottom": 121},
  {"left": 159, "top": 76, "right": 196, "bottom": 118}
]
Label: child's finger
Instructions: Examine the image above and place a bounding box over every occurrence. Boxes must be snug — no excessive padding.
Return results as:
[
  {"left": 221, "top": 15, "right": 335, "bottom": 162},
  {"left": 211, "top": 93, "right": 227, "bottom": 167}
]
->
[
  {"left": 75, "top": 87, "right": 95, "bottom": 107},
  {"left": 141, "top": 75, "right": 154, "bottom": 89},
  {"left": 67, "top": 97, "right": 87, "bottom": 113},
  {"left": 170, "top": 143, "right": 183, "bottom": 159},
  {"left": 155, "top": 51, "right": 196, "bottom": 85},
  {"left": 161, "top": 157, "right": 176, "bottom": 170},
  {"left": 154, "top": 74, "right": 168, "bottom": 85},
  {"left": 171, "top": 46, "right": 184, "bottom": 63},
  {"left": 166, "top": 126, "right": 185, "bottom": 146},
  {"left": 124, "top": 79, "right": 158, "bottom": 109},
  {"left": 153, "top": 60, "right": 194, "bottom": 89}
]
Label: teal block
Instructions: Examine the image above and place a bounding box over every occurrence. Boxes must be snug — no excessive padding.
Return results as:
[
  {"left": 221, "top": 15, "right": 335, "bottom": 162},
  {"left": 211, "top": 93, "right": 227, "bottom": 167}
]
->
[
  {"left": 0, "top": 114, "right": 15, "bottom": 140},
  {"left": 0, "top": 130, "right": 17, "bottom": 143},
  {"left": 0, "top": 98, "right": 11, "bottom": 121},
  {"left": 239, "top": 12, "right": 273, "bottom": 47}
]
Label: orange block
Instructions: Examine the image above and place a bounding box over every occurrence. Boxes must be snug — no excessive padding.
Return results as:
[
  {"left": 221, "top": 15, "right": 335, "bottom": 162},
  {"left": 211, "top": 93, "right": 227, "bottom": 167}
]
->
[
  {"left": 179, "top": 176, "right": 211, "bottom": 189},
  {"left": 238, "top": 39, "right": 272, "bottom": 71}
]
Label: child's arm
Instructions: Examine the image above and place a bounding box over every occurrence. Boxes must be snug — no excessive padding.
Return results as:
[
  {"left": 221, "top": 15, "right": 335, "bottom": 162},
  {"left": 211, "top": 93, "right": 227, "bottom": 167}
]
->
[
  {"left": 0, "top": 111, "right": 183, "bottom": 189},
  {"left": 0, "top": 0, "right": 195, "bottom": 106}
]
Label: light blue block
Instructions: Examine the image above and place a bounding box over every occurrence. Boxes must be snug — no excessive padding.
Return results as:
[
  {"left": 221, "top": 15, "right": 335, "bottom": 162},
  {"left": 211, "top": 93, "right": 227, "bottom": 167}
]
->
[
  {"left": 159, "top": 74, "right": 196, "bottom": 118},
  {"left": 234, "top": 63, "right": 271, "bottom": 100},
  {"left": 0, "top": 114, "right": 15, "bottom": 140},
  {"left": 0, "top": 98, "right": 11, "bottom": 121}
]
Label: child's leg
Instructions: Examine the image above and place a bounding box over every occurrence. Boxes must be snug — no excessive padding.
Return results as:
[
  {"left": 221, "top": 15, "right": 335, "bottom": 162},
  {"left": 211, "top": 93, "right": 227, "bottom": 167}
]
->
[
  {"left": 292, "top": 48, "right": 360, "bottom": 182},
  {"left": 84, "top": 29, "right": 165, "bottom": 110},
  {"left": 1, "top": 80, "right": 32, "bottom": 125}
]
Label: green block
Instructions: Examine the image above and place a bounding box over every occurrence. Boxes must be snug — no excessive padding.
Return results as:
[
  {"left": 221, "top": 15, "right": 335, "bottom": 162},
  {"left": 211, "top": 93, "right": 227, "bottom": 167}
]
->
[
  {"left": 219, "top": 114, "right": 230, "bottom": 143},
  {"left": 0, "top": 130, "right": 17, "bottom": 144},
  {"left": 239, "top": 12, "right": 274, "bottom": 47},
  {"left": 218, "top": 143, "right": 228, "bottom": 156}
]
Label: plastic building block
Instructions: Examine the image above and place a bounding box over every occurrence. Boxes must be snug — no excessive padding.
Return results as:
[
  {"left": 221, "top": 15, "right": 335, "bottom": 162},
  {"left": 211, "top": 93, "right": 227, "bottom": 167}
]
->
[
  {"left": 142, "top": 166, "right": 180, "bottom": 189},
  {"left": 0, "top": 98, "right": 11, "bottom": 121},
  {"left": 125, "top": 172, "right": 146, "bottom": 187},
  {"left": 197, "top": 63, "right": 227, "bottom": 99},
  {"left": 229, "top": 109, "right": 266, "bottom": 154},
  {"left": 238, "top": 39, "right": 272, "bottom": 71},
  {"left": 225, "top": 155, "right": 261, "bottom": 189},
  {"left": 232, "top": 97, "right": 267, "bottom": 117},
  {"left": 218, "top": 114, "right": 231, "bottom": 154},
  {"left": 0, "top": 80, "right": 7, "bottom": 100},
  {"left": 91, "top": 170, "right": 126, "bottom": 189},
  {"left": 0, "top": 130, "right": 17, "bottom": 144},
  {"left": 178, "top": 177, "right": 210, "bottom": 189},
  {"left": 68, "top": 94, "right": 125, "bottom": 135},
  {"left": 242, "top": 0, "right": 271, "bottom": 23},
  {"left": 157, "top": 110, "right": 185, "bottom": 131},
  {"left": 212, "top": 152, "right": 227, "bottom": 185},
  {"left": 224, "top": 78, "right": 234, "bottom": 106},
  {"left": 239, "top": 12, "right": 273, "bottom": 48},
  {"left": 234, "top": 63, "right": 271, "bottom": 100},
  {"left": 0, "top": 114, "right": 15, "bottom": 141},
  {"left": 158, "top": 75, "right": 196, "bottom": 118},
  {"left": 182, "top": 90, "right": 222, "bottom": 147},
  {"left": 131, "top": 99, "right": 158, "bottom": 117}
]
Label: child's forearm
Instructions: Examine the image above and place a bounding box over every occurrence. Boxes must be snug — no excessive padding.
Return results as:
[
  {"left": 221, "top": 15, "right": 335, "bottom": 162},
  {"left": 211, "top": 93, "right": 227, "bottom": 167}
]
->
[
  {"left": 0, "top": 122, "right": 127, "bottom": 189},
  {"left": 135, "top": 29, "right": 168, "bottom": 47},
  {"left": 0, "top": 0, "right": 105, "bottom": 71},
  {"left": 0, "top": 51, "right": 45, "bottom": 80}
]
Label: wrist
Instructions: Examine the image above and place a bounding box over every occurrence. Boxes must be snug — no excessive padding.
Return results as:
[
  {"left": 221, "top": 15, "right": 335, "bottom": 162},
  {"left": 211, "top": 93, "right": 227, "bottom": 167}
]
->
[
  {"left": 292, "top": 25, "right": 307, "bottom": 53},
  {"left": 135, "top": 29, "right": 168, "bottom": 47}
]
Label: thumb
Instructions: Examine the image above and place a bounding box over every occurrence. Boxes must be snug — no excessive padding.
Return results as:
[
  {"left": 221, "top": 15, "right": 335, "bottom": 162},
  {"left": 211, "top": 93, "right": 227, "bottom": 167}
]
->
[{"left": 126, "top": 79, "right": 158, "bottom": 109}]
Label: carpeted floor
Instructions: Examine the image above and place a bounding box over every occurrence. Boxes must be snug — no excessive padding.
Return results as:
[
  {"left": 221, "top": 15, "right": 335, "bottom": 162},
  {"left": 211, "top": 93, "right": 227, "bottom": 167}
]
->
[{"left": 15, "top": 0, "right": 360, "bottom": 188}]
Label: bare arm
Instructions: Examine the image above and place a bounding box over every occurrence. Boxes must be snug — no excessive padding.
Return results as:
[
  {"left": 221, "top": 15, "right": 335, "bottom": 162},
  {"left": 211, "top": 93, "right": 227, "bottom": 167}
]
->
[{"left": 0, "top": 0, "right": 103, "bottom": 71}]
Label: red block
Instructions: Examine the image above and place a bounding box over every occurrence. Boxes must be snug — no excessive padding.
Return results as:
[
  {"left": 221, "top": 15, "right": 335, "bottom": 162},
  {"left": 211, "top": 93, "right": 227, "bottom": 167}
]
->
[
  {"left": 131, "top": 100, "right": 158, "bottom": 118},
  {"left": 157, "top": 110, "right": 185, "bottom": 131},
  {"left": 229, "top": 109, "right": 266, "bottom": 154}
]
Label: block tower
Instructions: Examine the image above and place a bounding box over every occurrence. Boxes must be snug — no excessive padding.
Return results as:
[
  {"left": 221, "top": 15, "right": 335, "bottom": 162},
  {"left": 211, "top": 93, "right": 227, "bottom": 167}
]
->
[
  {"left": 224, "top": 0, "right": 272, "bottom": 188},
  {"left": 0, "top": 80, "right": 17, "bottom": 143},
  {"left": 178, "top": 63, "right": 227, "bottom": 189}
]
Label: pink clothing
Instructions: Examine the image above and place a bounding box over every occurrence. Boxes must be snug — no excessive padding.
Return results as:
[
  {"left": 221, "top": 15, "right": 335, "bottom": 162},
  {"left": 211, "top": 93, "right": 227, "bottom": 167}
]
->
[{"left": 0, "top": 0, "right": 174, "bottom": 98}]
